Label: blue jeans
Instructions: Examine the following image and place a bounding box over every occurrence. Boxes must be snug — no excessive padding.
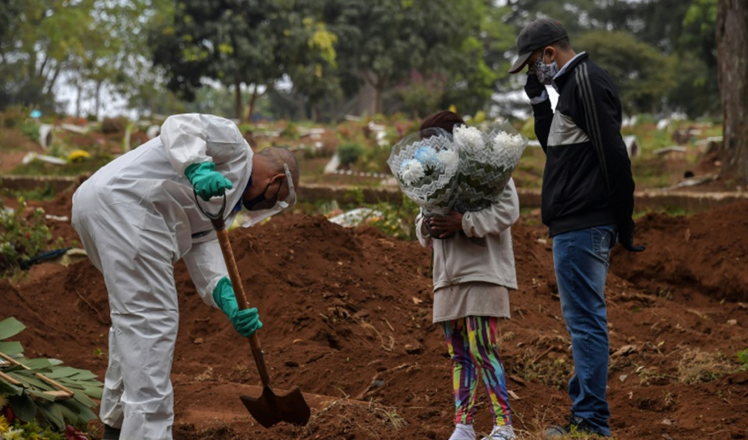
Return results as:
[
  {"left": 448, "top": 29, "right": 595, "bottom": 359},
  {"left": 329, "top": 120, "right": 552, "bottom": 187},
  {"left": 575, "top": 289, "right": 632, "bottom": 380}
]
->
[{"left": 552, "top": 224, "right": 616, "bottom": 436}]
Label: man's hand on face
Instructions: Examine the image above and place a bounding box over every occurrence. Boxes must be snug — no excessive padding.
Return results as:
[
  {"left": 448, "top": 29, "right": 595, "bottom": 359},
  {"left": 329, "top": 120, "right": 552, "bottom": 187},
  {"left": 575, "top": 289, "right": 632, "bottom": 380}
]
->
[
  {"left": 524, "top": 71, "right": 546, "bottom": 100},
  {"left": 428, "top": 211, "right": 463, "bottom": 239}
]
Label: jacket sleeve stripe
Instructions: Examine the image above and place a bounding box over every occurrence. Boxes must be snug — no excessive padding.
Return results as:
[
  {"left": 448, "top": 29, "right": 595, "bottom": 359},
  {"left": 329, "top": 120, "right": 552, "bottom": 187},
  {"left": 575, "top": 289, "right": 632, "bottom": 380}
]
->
[{"left": 575, "top": 63, "right": 610, "bottom": 190}]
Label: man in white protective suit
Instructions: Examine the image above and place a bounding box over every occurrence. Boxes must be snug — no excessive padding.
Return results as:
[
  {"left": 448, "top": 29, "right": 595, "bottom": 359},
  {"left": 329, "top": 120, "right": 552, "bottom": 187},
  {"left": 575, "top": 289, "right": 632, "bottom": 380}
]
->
[{"left": 71, "top": 113, "right": 300, "bottom": 440}]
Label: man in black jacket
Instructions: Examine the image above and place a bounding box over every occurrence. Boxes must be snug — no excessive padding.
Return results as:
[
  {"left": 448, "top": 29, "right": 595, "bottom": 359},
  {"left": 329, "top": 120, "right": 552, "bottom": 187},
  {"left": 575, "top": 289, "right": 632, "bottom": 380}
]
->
[{"left": 509, "top": 18, "right": 644, "bottom": 438}]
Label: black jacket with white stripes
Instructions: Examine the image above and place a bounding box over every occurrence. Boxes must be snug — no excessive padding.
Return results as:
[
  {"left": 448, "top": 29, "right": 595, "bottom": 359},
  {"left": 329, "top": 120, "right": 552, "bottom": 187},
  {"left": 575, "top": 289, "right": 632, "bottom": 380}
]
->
[{"left": 532, "top": 52, "right": 636, "bottom": 242}]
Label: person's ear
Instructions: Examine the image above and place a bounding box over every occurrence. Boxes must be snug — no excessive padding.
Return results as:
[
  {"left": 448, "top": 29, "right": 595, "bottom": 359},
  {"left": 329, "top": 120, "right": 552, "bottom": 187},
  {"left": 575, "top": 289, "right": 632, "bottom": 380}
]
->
[
  {"left": 544, "top": 46, "right": 556, "bottom": 63},
  {"left": 271, "top": 173, "right": 285, "bottom": 186}
]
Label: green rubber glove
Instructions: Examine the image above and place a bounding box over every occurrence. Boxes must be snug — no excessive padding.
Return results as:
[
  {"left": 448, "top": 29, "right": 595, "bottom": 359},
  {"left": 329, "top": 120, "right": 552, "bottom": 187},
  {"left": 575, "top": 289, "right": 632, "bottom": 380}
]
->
[
  {"left": 212, "top": 277, "right": 262, "bottom": 337},
  {"left": 185, "top": 162, "right": 233, "bottom": 201}
]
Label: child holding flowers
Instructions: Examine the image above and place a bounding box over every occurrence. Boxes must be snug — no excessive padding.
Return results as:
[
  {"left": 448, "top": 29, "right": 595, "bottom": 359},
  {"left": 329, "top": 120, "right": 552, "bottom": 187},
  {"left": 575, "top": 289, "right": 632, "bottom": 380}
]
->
[{"left": 415, "top": 111, "right": 520, "bottom": 440}]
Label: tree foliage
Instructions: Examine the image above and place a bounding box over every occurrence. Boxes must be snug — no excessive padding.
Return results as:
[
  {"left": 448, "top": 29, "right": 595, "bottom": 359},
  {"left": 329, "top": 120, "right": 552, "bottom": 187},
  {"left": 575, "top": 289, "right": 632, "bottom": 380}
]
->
[
  {"left": 151, "top": 0, "right": 339, "bottom": 120},
  {"left": 577, "top": 30, "right": 675, "bottom": 115},
  {"left": 0, "top": 0, "right": 725, "bottom": 120}
]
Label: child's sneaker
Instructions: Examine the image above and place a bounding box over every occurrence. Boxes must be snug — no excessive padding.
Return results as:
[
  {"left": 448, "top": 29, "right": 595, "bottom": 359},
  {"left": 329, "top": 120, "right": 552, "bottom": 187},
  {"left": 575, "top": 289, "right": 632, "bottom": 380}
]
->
[
  {"left": 449, "top": 423, "right": 477, "bottom": 440},
  {"left": 481, "top": 424, "right": 516, "bottom": 440}
]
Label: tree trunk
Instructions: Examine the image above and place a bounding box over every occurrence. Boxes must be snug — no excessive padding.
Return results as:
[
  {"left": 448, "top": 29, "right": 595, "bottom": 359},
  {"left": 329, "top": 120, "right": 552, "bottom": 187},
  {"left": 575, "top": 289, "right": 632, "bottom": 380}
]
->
[
  {"left": 234, "top": 76, "right": 243, "bottom": 121},
  {"left": 94, "top": 80, "right": 103, "bottom": 120},
  {"left": 247, "top": 84, "right": 261, "bottom": 122},
  {"left": 374, "top": 84, "right": 384, "bottom": 116},
  {"left": 717, "top": 0, "right": 748, "bottom": 184},
  {"left": 44, "top": 64, "right": 63, "bottom": 95},
  {"left": 359, "top": 71, "right": 379, "bottom": 116},
  {"left": 374, "top": 76, "right": 390, "bottom": 116},
  {"left": 75, "top": 78, "right": 83, "bottom": 119}
]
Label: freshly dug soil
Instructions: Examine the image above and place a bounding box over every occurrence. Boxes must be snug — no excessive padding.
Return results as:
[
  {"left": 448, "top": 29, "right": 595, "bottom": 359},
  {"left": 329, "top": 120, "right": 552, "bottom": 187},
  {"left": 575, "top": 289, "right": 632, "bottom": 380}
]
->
[
  {"left": 2, "top": 196, "right": 747, "bottom": 440},
  {"left": 611, "top": 201, "right": 748, "bottom": 302}
]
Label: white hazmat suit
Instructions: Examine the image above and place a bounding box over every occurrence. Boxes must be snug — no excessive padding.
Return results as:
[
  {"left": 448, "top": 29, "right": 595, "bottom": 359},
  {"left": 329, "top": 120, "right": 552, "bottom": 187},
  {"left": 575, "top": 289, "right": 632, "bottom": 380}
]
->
[{"left": 72, "top": 114, "right": 252, "bottom": 440}]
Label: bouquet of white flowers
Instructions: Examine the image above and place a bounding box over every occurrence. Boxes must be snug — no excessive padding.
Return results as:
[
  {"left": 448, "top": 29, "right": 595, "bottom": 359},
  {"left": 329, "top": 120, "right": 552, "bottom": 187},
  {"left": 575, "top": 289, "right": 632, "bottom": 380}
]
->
[
  {"left": 387, "top": 128, "right": 460, "bottom": 216},
  {"left": 453, "top": 120, "right": 527, "bottom": 212}
]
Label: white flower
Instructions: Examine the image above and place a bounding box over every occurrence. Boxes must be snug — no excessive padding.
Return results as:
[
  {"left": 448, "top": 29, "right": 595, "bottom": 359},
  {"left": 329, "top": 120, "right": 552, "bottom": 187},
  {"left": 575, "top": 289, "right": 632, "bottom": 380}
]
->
[
  {"left": 493, "top": 131, "right": 525, "bottom": 154},
  {"left": 399, "top": 159, "right": 425, "bottom": 186},
  {"left": 2, "top": 429, "right": 24, "bottom": 440},
  {"left": 453, "top": 125, "right": 485, "bottom": 154},
  {"left": 437, "top": 150, "right": 458, "bottom": 169}
]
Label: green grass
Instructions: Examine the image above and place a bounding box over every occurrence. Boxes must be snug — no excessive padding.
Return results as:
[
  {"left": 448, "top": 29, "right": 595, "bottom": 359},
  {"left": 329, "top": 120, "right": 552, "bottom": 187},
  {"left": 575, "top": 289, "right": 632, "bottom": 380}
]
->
[
  {"left": 9, "top": 155, "right": 113, "bottom": 176},
  {"left": 513, "top": 147, "right": 545, "bottom": 189},
  {"left": 510, "top": 121, "right": 725, "bottom": 191},
  {"left": 0, "top": 184, "right": 56, "bottom": 201},
  {"left": 622, "top": 124, "right": 672, "bottom": 155}
]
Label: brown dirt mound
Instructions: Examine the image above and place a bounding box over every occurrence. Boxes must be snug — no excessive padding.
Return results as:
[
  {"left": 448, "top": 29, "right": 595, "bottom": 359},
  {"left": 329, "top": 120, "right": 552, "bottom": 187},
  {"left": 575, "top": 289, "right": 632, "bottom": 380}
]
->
[
  {"left": 3, "top": 203, "right": 748, "bottom": 439},
  {"left": 611, "top": 201, "right": 748, "bottom": 302}
]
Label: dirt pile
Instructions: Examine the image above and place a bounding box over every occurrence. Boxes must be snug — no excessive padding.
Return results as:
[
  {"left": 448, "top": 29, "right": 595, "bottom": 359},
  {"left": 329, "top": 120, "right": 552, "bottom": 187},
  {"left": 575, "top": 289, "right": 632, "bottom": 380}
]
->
[
  {"left": 611, "top": 201, "right": 748, "bottom": 302},
  {"left": 2, "top": 202, "right": 748, "bottom": 439}
]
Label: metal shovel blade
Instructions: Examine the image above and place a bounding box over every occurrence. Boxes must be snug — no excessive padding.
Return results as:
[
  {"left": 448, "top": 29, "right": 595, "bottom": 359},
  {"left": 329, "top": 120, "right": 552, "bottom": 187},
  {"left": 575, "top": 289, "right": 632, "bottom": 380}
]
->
[{"left": 240, "top": 385, "right": 311, "bottom": 428}]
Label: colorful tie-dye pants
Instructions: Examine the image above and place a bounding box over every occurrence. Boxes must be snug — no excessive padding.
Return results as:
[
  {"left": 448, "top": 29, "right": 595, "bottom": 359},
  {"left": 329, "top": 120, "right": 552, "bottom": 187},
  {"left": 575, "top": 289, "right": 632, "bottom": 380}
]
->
[{"left": 443, "top": 316, "right": 512, "bottom": 426}]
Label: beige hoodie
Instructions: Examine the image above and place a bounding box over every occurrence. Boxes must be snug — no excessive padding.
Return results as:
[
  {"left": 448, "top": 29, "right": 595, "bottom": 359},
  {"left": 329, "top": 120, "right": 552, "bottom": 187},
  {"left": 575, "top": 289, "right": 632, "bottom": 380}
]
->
[{"left": 415, "top": 179, "right": 519, "bottom": 290}]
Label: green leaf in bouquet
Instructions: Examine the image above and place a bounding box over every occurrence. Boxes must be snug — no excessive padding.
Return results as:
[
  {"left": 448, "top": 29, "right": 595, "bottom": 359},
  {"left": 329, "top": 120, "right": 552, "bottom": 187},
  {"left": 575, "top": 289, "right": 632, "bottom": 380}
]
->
[
  {"left": 21, "top": 358, "right": 53, "bottom": 370},
  {"left": 0, "top": 317, "right": 103, "bottom": 432},
  {"left": 45, "top": 367, "right": 80, "bottom": 379},
  {"left": 9, "top": 393, "right": 38, "bottom": 422},
  {"left": 0, "top": 317, "right": 26, "bottom": 340},
  {"left": 0, "top": 341, "right": 23, "bottom": 356},
  {"left": 29, "top": 388, "right": 58, "bottom": 401},
  {"left": 58, "top": 402, "right": 80, "bottom": 423},
  {"left": 4, "top": 363, "right": 28, "bottom": 373},
  {"left": 62, "top": 398, "right": 98, "bottom": 422},
  {"left": 37, "top": 400, "right": 66, "bottom": 430},
  {"left": 72, "top": 390, "right": 98, "bottom": 408},
  {"left": 81, "top": 383, "right": 103, "bottom": 399},
  {"left": 10, "top": 371, "right": 50, "bottom": 389},
  {"left": 67, "top": 369, "right": 98, "bottom": 381},
  {"left": 0, "top": 380, "right": 23, "bottom": 397}
]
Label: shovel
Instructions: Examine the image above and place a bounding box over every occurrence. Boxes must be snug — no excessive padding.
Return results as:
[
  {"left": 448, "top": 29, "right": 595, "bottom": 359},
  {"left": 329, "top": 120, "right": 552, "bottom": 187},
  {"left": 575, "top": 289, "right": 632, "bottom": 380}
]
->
[{"left": 196, "top": 193, "right": 311, "bottom": 428}]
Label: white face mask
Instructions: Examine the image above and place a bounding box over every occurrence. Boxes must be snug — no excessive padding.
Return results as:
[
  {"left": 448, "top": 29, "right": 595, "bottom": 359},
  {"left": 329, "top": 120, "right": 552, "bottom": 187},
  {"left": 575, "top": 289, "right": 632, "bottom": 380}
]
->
[{"left": 533, "top": 54, "right": 558, "bottom": 85}]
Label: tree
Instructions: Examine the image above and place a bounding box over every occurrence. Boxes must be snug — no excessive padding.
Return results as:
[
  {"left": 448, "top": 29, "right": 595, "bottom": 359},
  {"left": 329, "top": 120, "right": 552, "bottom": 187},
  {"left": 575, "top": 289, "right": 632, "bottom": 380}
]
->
[
  {"left": 324, "top": 0, "right": 487, "bottom": 116},
  {"left": 503, "top": 0, "right": 610, "bottom": 40},
  {"left": 576, "top": 31, "right": 675, "bottom": 115},
  {"left": 67, "top": 1, "right": 120, "bottom": 118},
  {"left": 151, "top": 0, "right": 332, "bottom": 121},
  {"left": 0, "top": 0, "right": 22, "bottom": 108},
  {"left": 468, "top": 1, "right": 516, "bottom": 115},
  {"left": 501, "top": 0, "right": 722, "bottom": 118},
  {"left": 278, "top": 15, "right": 341, "bottom": 121},
  {"left": 716, "top": 0, "right": 748, "bottom": 183},
  {"left": 0, "top": 0, "right": 97, "bottom": 112},
  {"left": 438, "top": 0, "right": 503, "bottom": 115}
]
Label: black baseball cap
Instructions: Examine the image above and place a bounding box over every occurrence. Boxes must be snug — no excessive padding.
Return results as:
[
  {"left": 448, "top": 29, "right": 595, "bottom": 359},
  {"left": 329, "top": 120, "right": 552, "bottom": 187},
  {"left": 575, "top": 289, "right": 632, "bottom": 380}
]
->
[{"left": 508, "top": 18, "right": 568, "bottom": 74}]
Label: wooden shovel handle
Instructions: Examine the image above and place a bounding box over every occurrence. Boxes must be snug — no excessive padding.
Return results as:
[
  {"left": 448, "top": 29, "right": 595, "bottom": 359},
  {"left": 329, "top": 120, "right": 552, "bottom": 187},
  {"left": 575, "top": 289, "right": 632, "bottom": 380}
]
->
[{"left": 214, "top": 227, "right": 272, "bottom": 388}]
